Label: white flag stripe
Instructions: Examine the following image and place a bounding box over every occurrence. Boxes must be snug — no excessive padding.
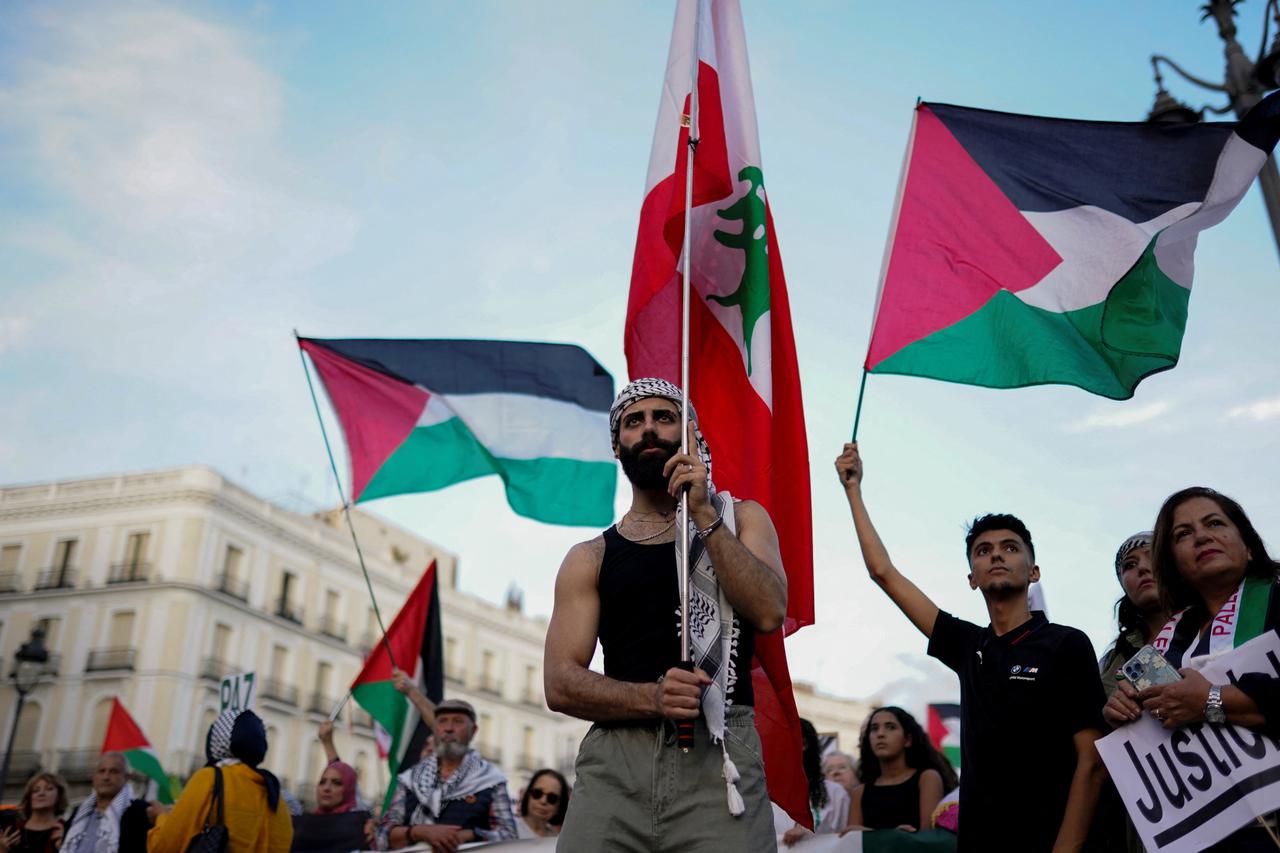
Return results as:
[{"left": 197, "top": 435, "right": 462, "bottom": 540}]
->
[{"left": 416, "top": 391, "right": 614, "bottom": 464}]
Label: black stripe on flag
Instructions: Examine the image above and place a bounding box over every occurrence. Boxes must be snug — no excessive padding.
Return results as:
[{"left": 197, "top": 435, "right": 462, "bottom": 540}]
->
[{"left": 302, "top": 338, "right": 614, "bottom": 412}]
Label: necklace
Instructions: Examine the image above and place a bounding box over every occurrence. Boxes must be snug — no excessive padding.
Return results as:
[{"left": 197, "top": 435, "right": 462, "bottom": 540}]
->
[{"left": 620, "top": 512, "right": 676, "bottom": 542}]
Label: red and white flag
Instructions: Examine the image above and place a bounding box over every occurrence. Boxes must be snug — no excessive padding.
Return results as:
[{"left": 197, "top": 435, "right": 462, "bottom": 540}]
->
[{"left": 626, "top": 0, "right": 813, "bottom": 827}]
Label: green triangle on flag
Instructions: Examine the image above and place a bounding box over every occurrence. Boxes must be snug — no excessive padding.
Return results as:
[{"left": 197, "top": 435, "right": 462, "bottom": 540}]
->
[{"left": 102, "top": 698, "right": 173, "bottom": 805}]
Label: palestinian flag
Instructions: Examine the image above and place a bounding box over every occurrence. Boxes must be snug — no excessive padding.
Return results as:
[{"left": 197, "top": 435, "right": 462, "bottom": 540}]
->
[
  {"left": 866, "top": 91, "right": 1280, "bottom": 399},
  {"left": 299, "top": 338, "right": 615, "bottom": 526},
  {"left": 839, "top": 830, "right": 958, "bottom": 852},
  {"left": 927, "top": 703, "right": 962, "bottom": 769},
  {"left": 102, "top": 698, "right": 173, "bottom": 804},
  {"left": 350, "top": 561, "right": 444, "bottom": 807},
  {"left": 627, "top": 0, "right": 811, "bottom": 828}
]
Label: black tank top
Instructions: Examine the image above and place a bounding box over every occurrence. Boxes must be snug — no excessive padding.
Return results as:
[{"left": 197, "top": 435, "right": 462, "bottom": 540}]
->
[
  {"left": 861, "top": 770, "right": 923, "bottom": 830},
  {"left": 598, "top": 525, "right": 755, "bottom": 706}
]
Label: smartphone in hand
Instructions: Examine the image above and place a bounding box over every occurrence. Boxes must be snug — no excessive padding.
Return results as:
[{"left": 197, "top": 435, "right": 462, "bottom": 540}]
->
[{"left": 1121, "top": 645, "right": 1183, "bottom": 691}]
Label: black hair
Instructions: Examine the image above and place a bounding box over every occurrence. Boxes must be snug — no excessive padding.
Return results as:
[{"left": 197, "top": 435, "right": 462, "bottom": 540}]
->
[
  {"left": 857, "top": 707, "right": 959, "bottom": 792},
  {"left": 799, "top": 718, "right": 829, "bottom": 811},
  {"left": 519, "top": 768, "right": 570, "bottom": 827},
  {"left": 965, "top": 513, "right": 1034, "bottom": 563},
  {"left": 1152, "top": 487, "right": 1279, "bottom": 613}
]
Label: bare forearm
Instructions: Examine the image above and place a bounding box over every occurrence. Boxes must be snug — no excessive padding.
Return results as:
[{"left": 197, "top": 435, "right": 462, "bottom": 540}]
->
[
  {"left": 698, "top": 527, "right": 786, "bottom": 632},
  {"left": 388, "top": 826, "right": 411, "bottom": 849},
  {"left": 1224, "top": 685, "right": 1268, "bottom": 729},
  {"left": 546, "top": 662, "right": 660, "bottom": 722},
  {"left": 1053, "top": 754, "right": 1105, "bottom": 852},
  {"left": 845, "top": 486, "right": 896, "bottom": 581}
]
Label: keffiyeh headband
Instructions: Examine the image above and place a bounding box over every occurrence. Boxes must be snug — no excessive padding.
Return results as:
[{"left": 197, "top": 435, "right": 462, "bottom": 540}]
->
[
  {"left": 609, "top": 377, "right": 715, "bottom": 493},
  {"left": 1115, "top": 531, "right": 1153, "bottom": 576}
]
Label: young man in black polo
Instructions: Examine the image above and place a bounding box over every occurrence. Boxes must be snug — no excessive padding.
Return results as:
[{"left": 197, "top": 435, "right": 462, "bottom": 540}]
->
[{"left": 836, "top": 443, "right": 1108, "bottom": 852}]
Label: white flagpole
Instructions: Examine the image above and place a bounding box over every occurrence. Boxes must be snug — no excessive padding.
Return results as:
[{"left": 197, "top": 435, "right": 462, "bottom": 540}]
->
[{"left": 677, "top": 0, "right": 703, "bottom": 754}]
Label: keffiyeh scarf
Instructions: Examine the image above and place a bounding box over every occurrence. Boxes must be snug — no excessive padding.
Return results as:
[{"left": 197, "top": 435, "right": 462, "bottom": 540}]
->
[
  {"left": 610, "top": 377, "right": 747, "bottom": 816},
  {"left": 400, "top": 750, "right": 507, "bottom": 822},
  {"left": 1114, "top": 531, "right": 1152, "bottom": 576},
  {"left": 62, "top": 780, "right": 133, "bottom": 853}
]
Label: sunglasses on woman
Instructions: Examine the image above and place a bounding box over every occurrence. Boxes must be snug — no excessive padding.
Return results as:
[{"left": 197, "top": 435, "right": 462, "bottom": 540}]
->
[{"left": 529, "top": 787, "right": 560, "bottom": 806}]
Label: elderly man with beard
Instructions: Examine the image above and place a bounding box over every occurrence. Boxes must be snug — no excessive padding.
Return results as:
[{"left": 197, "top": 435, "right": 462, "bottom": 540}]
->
[
  {"left": 545, "top": 378, "right": 787, "bottom": 852},
  {"left": 378, "top": 699, "right": 516, "bottom": 851}
]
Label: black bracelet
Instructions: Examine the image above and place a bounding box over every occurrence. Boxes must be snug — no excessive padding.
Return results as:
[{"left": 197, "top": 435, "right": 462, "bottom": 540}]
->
[{"left": 696, "top": 514, "right": 724, "bottom": 539}]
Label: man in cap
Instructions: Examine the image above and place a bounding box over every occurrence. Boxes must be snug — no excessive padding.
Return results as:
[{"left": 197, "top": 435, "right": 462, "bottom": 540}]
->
[
  {"left": 379, "top": 698, "right": 517, "bottom": 849},
  {"left": 545, "top": 378, "right": 788, "bottom": 851}
]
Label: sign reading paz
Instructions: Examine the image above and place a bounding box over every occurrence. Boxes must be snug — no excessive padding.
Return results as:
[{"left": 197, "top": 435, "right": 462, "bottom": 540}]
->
[
  {"left": 1097, "top": 632, "right": 1280, "bottom": 852},
  {"left": 219, "top": 672, "right": 257, "bottom": 714}
]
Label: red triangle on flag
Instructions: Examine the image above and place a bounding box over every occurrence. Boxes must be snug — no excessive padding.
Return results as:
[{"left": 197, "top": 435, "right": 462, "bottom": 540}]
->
[
  {"left": 102, "top": 698, "right": 152, "bottom": 753},
  {"left": 351, "top": 561, "right": 436, "bottom": 687},
  {"left": 866, "top": 104, "right": 1062, "bottom": 370}
]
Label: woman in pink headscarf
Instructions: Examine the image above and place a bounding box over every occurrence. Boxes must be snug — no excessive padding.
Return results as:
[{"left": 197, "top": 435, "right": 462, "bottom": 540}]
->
[{"left": 313, "top": 762, "right": 359, "bottom": 815}]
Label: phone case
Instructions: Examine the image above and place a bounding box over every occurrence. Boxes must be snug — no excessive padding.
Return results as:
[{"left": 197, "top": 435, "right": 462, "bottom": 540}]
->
[{"left": 1122, "top": 644, "right": 1183, "bottom": 690}]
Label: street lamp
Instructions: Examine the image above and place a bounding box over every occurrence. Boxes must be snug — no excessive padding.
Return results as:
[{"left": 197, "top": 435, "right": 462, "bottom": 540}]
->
[
  {"left": 1147, "top": 0, "right": 1280, "bottom": 257},
  {"left": 0, "top": 627, "right": 49, "bottom": 797}
]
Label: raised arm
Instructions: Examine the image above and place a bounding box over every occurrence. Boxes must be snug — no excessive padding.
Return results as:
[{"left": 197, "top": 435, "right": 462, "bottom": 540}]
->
[
  {"left": 392, "top": 669, "right": 436, "bottom": 728},
  {"left": 835, "top": 443, "right": 940, "bottom": 638},
  {"left": 543, "top": 539, "right": 706, "bottom": 722}
]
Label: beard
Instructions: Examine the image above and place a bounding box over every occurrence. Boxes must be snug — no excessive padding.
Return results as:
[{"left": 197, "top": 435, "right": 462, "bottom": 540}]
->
[
  {"left": 617, "top": 433, "right": 681, "bottom": 490},
  {"left": 437, "top": 739, "right": 469, "bottom": 762},
  {"left": 982, "top": 574, "right": 1028, "bottom": 600}
]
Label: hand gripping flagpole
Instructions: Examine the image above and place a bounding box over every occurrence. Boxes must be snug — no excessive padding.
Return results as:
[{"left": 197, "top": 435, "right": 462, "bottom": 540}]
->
[
  {"left": 295, "top": 331, "right": 399, "bottom": 675},
  {"left": 676, "top": 3, "right": 703, "bottom": 755}
]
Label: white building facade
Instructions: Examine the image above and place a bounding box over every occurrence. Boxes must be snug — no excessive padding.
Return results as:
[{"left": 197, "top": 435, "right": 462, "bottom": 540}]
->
[{"left": 0, "top": 466, "right": 586, "bottom": 804}]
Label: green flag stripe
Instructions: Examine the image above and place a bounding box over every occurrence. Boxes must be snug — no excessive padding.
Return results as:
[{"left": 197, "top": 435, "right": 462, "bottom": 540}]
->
[
  {"left": 124, "top": 747, "right": 173, "bottom": 804},
  {"left": 1237, "top": 576, "right": 1272, "bottom": 646},
  {"left": 360, "top": 417, "right": 615, "bottom": 525},
  {"left": 871, "top": 236, "right": 1188, "bottom": 400}
]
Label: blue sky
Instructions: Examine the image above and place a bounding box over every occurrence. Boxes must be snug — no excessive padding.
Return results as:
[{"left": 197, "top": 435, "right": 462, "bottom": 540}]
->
[{"left": 2, "top": 1, "right": 1278, "bottom": 713}]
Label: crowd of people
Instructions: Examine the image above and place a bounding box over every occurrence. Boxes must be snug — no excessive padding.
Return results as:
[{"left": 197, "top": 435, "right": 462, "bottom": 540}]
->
[{"left": 5, "top": 380, "right": 1279, "bottom": 852}]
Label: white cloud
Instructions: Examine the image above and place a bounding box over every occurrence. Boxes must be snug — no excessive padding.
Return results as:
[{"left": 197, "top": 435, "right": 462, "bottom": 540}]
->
[
  {"left": 1064, "top": 401, "right": 1170, "bottom": 432},
  {"left": 1227, "top": 397, "right": 1280, "bottom": 423},
  {"left": 0, "top": 3, "right": 358, "bottom": 375},
  {"left": 0, "top": 317, "right": 30, "bottom": 355}
]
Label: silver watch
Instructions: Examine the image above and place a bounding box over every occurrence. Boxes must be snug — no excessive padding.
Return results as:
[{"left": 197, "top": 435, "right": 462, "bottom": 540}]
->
[{"left": 1205, "top": 685, "right": 1227, "bottom": 724}]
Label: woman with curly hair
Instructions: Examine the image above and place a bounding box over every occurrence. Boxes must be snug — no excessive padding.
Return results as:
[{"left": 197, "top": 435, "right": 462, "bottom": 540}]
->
[{"left": 846, "top": 706, "right": 953, "bottom": 833}]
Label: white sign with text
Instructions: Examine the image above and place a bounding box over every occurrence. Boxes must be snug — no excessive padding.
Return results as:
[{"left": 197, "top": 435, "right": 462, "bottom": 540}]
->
[
  {"left": 1097, "top": 631, "right": 1280, "bottom": 852},
  {"left": 219, "top": 671, "right": 257, "bottom": 713}
]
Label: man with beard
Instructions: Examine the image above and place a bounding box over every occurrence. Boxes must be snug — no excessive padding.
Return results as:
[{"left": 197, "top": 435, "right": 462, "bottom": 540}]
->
[
  {"left": 378, "top": 699, "right": 517, "bottom": 850},
  {"left": 835, "top": 443, "right": 1107, "bottom": 852},
  {"left": 545, "top": 378, "right": 787, "bottom": 852}
]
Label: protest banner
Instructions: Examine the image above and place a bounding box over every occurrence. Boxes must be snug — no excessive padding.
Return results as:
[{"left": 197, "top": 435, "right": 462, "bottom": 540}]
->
[
  {"left": 1097, "top": 631, "right": 1280, "bottom": 851},
  {"left": 219, "top": 671, "right": 257, "bottom": 713}
]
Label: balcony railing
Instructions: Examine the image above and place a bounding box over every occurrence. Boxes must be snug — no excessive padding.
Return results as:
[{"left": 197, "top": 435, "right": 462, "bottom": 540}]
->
[
  {"left": 58, "top": 748, "right": 103, "bottom": 781},
  {"left": 521, "top": 689, "right": 542, "bottom": 708},
  {"left": 34, "top": 567, "right": 77, "bottom": 590},
  {"left": 445, "top": 664, "right": 464, "bottom": 687},
  {"left": 260, "top": 677, "right": 299, "bottom": 707},
  {"left": 358, "top": 631, "right": 378, "bottom": 656},
  {"left": 477, "top": 676, "right": 503, "bottom": 697},
  {"left": 5, "top": 751, "right": 41, "bottom": 779},
  {"left": 307, "top": 692, "right": 336, "bottom": 715},
  {"left": 215, "top": 573, "right": 249, "bottom": 602},
  {"left": 0, "top": 572, "right": 20, "bottom": 594},
  {"left": 318, "top": 615, "right": 347, "bottom": 641},
  {"left": 479, "top": 745, "right": 503, "bottom": 765},
  {"left": 515, "top": 752, "right": 538, "bottom": 772},
  {"left": 274, "top": 598, "right": 304, "bottom": 625},
  {"left": 200, "top": 656, "right": 233, "bottom": 682},
  {"left": 108, "top": 561, "right": 150, "bottom": 584},
  {"left": 42, "top": 652, "right": 61, "bottom": 677},
  {"left": 85, "top": 647, "right": 136, "bottom": 672}
]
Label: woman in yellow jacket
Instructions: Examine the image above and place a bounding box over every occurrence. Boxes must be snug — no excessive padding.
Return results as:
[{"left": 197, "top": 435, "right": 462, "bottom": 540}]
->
[{"left": 148, "top": 709, "right": 293, "bottom": 853}]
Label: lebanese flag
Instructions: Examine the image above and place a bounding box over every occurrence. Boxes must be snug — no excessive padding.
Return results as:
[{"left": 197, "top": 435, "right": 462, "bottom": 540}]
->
[
  {"left": 626, "top": 0, "right": 812, "bottom": 828},
  {"left": 102, "top": 698, "right": 173, "bottom": 804},
  {"left": 349, "top": 561, "right": 444, "bottom": 807}
]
